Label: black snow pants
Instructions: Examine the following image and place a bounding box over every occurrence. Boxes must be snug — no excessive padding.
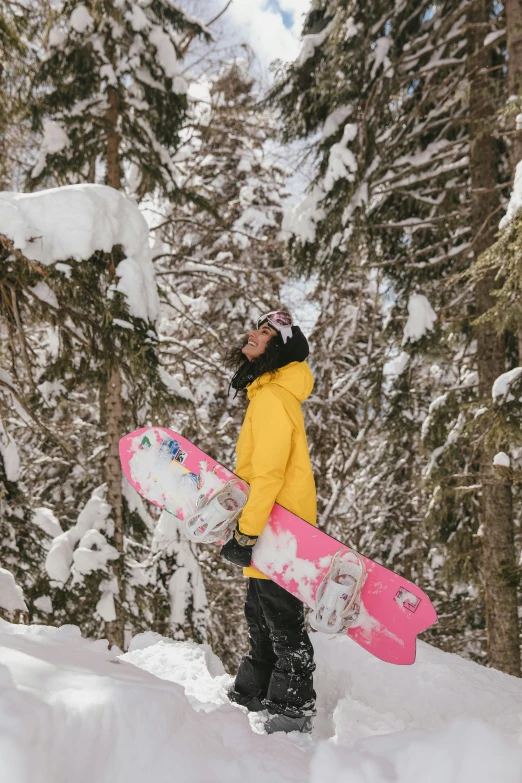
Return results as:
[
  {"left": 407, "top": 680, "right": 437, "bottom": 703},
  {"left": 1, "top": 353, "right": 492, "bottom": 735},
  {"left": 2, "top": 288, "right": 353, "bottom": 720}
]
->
[{"left": 230, "top": 578, "right": 316, "bottom": 717}]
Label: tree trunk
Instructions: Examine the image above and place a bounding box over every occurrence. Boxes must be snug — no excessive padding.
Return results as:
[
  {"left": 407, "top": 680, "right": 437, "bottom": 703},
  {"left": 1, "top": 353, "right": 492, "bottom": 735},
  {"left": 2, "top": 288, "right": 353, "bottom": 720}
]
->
[
  {"left": 104, "top": 362, "right": 125, "bottom": 649},
  {"left": 505, "top": 0, "right": 522, "bottom": 384},
  {"left": 507, "top": 0, "right": 522, "bottom": 170},
  {"left": 106, "top": 85, "right": 121, "bottom": 190},
  {"left": 103, "top": 74, "right": 124, "bottom": 648},
  {"left": 468, "top": 0, "right": 521, "bottom": 676}
]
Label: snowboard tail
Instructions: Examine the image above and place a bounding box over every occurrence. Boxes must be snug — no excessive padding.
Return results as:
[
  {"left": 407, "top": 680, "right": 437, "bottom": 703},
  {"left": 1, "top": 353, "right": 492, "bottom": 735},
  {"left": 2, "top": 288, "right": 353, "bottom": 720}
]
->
[{"left": 120, "top": 426, "right": 437, "bottom": 665}]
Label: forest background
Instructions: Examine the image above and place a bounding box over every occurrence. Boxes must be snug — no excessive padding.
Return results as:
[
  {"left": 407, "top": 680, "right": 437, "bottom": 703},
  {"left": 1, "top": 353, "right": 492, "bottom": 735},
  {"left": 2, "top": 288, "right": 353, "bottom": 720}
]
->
[{"left": 2, "top": 0, "right": 522, "bottom": 679}]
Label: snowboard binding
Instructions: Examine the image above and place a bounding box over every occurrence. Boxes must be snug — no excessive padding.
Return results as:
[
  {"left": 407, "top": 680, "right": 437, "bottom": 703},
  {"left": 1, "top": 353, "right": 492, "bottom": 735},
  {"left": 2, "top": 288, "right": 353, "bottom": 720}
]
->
[
  {"left": 309, "top": 549, "right": 367, "bottom": 634},
  {"left": 183, "top": 479, "right": 249, "bottom": 544}
]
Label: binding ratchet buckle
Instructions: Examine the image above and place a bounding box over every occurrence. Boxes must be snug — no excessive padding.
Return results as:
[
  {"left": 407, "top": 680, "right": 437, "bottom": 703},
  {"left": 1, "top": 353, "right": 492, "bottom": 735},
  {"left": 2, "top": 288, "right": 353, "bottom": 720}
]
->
[
  {"left": 309, "top": 549, "right": 367, "bottom": 634},
  {"left": 183, "top": 479, "right": 249, "bottom": 545}
]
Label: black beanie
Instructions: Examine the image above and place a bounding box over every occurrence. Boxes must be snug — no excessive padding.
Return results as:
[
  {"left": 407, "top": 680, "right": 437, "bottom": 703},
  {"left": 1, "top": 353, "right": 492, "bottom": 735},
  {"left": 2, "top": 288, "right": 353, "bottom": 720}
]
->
[{"left": 275, "top": 325, "right": 309, "bottom": 367}]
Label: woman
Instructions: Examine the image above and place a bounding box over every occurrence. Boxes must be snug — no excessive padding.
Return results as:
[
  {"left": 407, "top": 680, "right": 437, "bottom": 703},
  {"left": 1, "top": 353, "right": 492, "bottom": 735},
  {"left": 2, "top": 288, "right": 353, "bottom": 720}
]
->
[{"left": 221, "top": 310, "right": 317, "bottom": 734}]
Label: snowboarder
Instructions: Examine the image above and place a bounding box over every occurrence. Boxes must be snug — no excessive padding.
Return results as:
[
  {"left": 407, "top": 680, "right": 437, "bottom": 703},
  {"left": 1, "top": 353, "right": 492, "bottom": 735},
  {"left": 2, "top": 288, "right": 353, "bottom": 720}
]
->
[{"left": 221, "top": 310, "right": 317, "bottom": 734}]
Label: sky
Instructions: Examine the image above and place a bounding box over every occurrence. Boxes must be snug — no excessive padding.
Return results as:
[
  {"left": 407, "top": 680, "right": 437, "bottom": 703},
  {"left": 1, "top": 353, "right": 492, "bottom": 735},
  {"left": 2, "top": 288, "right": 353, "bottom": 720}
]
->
[
  {"left": 221, "top": 0, "right": 308, "bottom": 70},
  {"left": 183, "top": 0, "right": 310, "bottom": 77}
]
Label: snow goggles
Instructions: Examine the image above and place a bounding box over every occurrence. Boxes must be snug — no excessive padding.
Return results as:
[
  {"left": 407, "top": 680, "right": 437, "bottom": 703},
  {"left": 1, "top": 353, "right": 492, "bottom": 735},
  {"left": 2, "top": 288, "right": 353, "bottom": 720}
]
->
[{"left": 257, "top": 311, "right": 293, "bottom": 344}]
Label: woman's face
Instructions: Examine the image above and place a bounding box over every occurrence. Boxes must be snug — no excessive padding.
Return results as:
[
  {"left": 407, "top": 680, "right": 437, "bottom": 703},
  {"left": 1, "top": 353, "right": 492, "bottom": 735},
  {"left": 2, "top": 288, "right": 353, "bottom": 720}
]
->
[{"left": 242, "top": 322, "right": 278, "bottom": 361}]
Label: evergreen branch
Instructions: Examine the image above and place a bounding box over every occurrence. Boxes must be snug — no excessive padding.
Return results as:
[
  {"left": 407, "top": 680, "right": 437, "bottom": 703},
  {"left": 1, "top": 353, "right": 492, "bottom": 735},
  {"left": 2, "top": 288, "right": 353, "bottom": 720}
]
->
[
  {"left": 375, "top": 141, "right": 470, "bottom": 189},
  {"left": 368, "top": 212, "right": 470, "bottom": 230},
  {"left": 163, "top": 298, "right": 221, "bottom": 344},
  {"left": 8, "top": 285, "right": 37, "bottom": 394},
  {"left": 158, "top": 339, "right": 227, "bottom": 375},
  {"left": 0, "top": 378, "right": 92, "bottom": 476}
]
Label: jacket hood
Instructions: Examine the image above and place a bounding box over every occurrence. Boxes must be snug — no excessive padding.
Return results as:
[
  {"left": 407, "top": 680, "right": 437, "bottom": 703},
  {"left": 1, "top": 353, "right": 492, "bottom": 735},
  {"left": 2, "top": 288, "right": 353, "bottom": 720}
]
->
[{"left": 247, "top": 361, "right": 314, "bottom": 403}]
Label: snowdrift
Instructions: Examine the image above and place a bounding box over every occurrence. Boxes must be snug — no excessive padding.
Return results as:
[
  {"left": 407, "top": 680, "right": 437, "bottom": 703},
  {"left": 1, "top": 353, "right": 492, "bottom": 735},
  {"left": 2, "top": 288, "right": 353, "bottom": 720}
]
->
[{"left": 1, "top": 619, "right": 522, "bottom": 783}]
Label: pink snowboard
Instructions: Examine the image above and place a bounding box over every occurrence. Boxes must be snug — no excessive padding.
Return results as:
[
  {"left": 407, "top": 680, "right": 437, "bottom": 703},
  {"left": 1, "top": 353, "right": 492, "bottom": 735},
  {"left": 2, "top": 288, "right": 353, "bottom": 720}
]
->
[{"left": 120, "top": 426, "right": 437, "bottom": 665}]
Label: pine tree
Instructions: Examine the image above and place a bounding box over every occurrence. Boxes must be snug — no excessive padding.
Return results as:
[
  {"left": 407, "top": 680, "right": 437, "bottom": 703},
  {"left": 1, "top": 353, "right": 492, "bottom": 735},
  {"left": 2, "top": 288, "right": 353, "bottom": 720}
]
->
[
  {"left": 271, "top": 0, "right": 521, "bottom": 670},
  {"left": 19, "top": 0, "right": 210, "bottom": 647},
  {"left": 0, "top": 185, "right": 190, "bottom": 646},
  {"left": 0, "top": 427, "right": 48, "bottom": 621},
  {"left": 29, "top": 0, "right": 210, "bottom": 194},
  {"left": 0, "top": 0, "right": 36, "bottom": 189}
]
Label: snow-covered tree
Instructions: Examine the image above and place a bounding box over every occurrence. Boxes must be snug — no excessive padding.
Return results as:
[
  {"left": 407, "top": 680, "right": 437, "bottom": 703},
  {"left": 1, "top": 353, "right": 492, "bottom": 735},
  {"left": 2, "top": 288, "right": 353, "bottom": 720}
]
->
[
  {"left": 16, "top": 0, "right": 213, "bottom": 648},
  {"left": 29, "top": 0, "right": 210, "bottom": 195},
  {"left": 272, "top": 0, "right": 520, "bottom": 672},
  {"left": 0, "top": 185, "right": 191, "bottom": 647},
  {"left": 0, "top": 425, "right": 46, "bottom": 621},
  {"left": 0, "top": 0, "right": 36, "bottom": 190}
]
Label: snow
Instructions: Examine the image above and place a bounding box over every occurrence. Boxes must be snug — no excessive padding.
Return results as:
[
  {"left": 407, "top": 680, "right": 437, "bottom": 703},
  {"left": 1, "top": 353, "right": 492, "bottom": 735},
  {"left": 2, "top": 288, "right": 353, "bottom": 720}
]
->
[
  {"left": 0, "top": 570, "right": 27, "bottom": 613},
  {"left": 2, "top": 620, "right": 522, "bottom": 783},
  {"left": 147, "top": 25, "right": 187, "bottom": 94},
  {"left": 28, "top": 281, "right": 59, "bottom": 309},
  {"left": 33, "top": 595, "right": 53, "bottom": 614},
  {"left": 500, "top": 159, "right": 522, "bottom": 229},
  {"left": 428, "top": 393, "right": 449, "bottom": 415},
  {"left": 462, "top": 369, "right": 478, "bottom": 387},
  {"left": 296, "top": 18, "right": 336, "bottom": 67},
  {"left": 370, "top": 36, "right": 392, "bottom": 79},
  {"left": 483, "top": 29, "right": 506, "bottom": 47},
  {"left": 73, "top": 529, "right": 119, "bottom": 576},
  {"left": 112, "top": 318, "right": 134, "bottom": 330},
  {"left": 282, "top": 185, "right": 326, "bottom": 244},
  {"left": 48, "top": 26, "right": 67, "bottom": 48},
  {"left": 30, "top": 119, "right": 70, "bottom": 179},
  {"left": 387, "top": 350, "right": 409, "bottom": 377},
  {"left": 69, "top": 5, "right": 94, "bottom": 34},
  {"left": 323, "top": 123, "right": 358, "bottom": 192},
  {"left": 0, "top": 185, "right": 159, "bottom": 323},
  {"left": 322, "top": 105, "right": 352, "bottom": 140},
  {"left": 115, "top": 256, "right": 159, "bottom": 323},
  {"left": 0, "top": 426, "right": 20, "bottom": 482},
  {"left": 37, "top": 379, "right": 66, "bottom": 404},
  {"left": 344, "top": 16, "right": 359, "bottom": 40},
  {"left": 402, "top": 293, "right": 437, "bottom": 344},
  {"left": 494, "top": 452, "right": 511, "bottom": 468},
  {"left": 151, "top": 511, "right": 207, "bottom": 632},
  {"left": 125, "top": 633, "right": 227, "bottom": 710},
  {"left": 45, "top": 486, "right": 115, "bottom": 585},
  {"left": 127, "top": 5, "right": 149, "bottom": 32},
  {"left": 31, "top": 508, "right": 63, "bottom": 538},
  {"left": 492, "top": 367, "right": 522, "bottom": 401},
  {"left": 96, "top": 588, "right": 117, "bottom": 622}
]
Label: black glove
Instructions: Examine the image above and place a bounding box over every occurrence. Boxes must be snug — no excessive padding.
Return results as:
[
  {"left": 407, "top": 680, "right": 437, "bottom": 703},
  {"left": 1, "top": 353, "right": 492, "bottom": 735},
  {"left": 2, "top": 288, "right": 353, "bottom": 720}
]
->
[{"left": 221, "top": 530, "right": 258, "bottom": 568}]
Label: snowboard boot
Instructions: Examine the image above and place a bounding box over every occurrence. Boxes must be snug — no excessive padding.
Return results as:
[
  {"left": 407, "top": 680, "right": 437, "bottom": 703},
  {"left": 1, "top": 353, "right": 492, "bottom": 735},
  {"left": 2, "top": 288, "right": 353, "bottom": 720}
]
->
[
  {"left": 264, "top": 713, "right": 313, "bottom": 735},
  {"left": 227, "top": 687, "right": 265, "bottom": 713}
]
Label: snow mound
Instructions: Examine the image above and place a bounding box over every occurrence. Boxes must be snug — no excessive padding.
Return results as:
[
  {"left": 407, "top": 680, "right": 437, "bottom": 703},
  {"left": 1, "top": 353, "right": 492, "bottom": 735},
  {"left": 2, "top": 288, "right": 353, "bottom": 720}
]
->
[
  {"left": 0, "top": 569, "right": 27, "bottom": 613},
  {"left": 402, "top": 293, "right": 437, "bottom": 344},
  {"left": 492, "top": 367, "right": 522, "bottom": 402},
  {"left": 0, "top": 185, "right": 159, "bottom": 322},
  {"left": 494, "top": 451, "right": 510, "bottom": 468},
  {"left": 1, "top": 620, "right": 522, "bottom": 783}
]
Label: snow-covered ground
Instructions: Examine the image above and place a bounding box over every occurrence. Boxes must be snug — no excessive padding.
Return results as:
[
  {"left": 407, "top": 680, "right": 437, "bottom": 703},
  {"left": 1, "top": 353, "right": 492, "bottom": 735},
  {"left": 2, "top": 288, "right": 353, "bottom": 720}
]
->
[{"left": 1, "top": 620, "right": 522, "bottom": 783}]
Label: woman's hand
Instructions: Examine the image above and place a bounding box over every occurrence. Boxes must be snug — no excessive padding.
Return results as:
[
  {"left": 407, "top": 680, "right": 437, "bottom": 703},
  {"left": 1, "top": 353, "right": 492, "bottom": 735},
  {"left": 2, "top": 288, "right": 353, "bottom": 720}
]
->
[{"left": 221, "top": 530, "right": 258, "bottom": 567}]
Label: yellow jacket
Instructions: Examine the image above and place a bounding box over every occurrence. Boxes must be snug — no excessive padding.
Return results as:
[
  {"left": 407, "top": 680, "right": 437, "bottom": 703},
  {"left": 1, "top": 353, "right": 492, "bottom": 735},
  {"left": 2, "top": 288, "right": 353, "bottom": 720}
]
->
[{"left": 235, "top": 361, "right": 317, "bottom": 579}]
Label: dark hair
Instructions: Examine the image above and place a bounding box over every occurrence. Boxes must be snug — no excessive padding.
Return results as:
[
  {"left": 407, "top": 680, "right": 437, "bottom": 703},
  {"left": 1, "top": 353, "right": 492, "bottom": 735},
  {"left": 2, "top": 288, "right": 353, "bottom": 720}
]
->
[{"left": 225, "top": 334, "right": 284, "bottom": 396}]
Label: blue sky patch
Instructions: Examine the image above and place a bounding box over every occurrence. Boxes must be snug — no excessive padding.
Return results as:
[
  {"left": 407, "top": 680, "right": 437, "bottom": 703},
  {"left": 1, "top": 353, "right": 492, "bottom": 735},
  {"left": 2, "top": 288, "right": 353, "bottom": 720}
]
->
[{"left": 264, "top": 0, "right": 294, "bottom": 30}]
